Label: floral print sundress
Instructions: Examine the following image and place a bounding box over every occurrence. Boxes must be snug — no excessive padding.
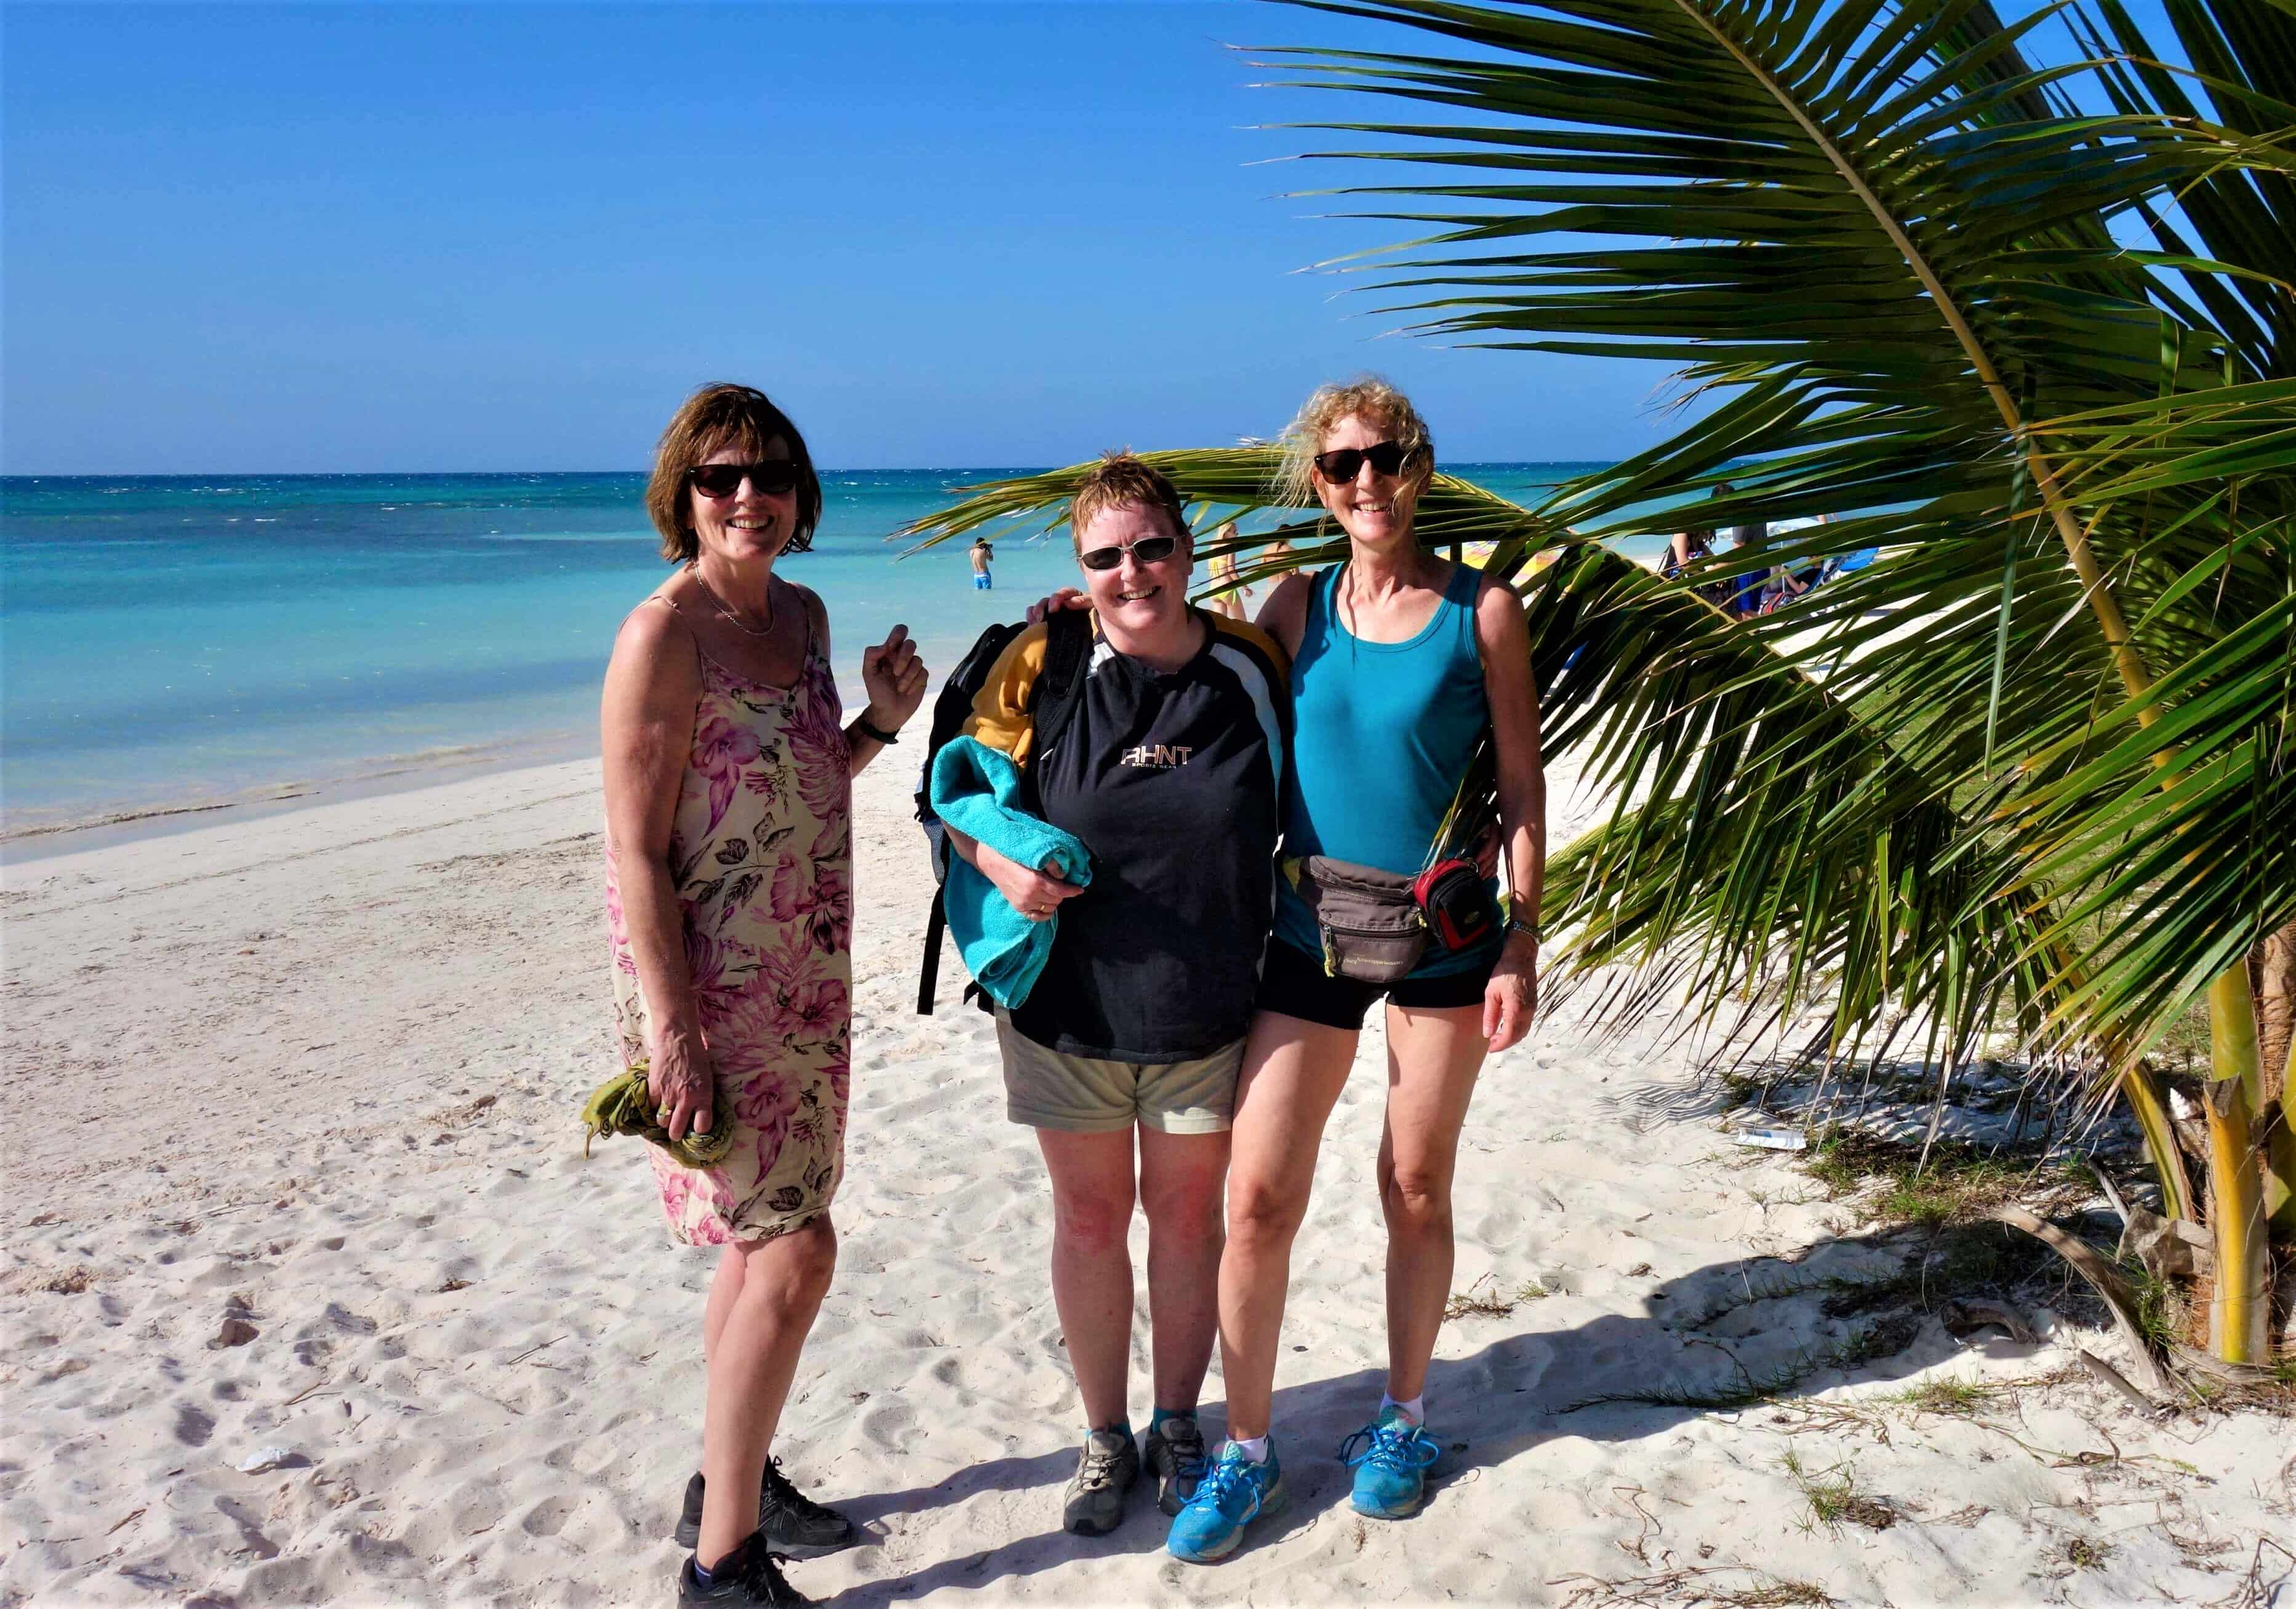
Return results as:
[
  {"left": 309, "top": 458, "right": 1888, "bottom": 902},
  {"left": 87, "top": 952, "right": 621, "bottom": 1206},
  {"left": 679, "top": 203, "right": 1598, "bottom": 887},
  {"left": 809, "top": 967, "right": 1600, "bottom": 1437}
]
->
[{"left": 605, "top": 599, "right": 852, "bottom": 1245}]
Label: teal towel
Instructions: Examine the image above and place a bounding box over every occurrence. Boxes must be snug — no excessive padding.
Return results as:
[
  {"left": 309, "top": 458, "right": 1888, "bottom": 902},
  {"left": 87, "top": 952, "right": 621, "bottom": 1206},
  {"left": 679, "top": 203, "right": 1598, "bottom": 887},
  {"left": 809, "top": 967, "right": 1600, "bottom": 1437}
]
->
[{"left": 929, "top": 737, "right": 1092, "bottom": 1008}]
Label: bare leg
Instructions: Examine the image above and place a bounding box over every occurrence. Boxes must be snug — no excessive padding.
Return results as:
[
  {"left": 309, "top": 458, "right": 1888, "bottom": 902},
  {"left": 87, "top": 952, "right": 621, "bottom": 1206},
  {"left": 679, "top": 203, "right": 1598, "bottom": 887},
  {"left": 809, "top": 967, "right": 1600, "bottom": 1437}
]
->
[
  {"left": 696, "top": 1218, "right": 839, "bottom": 1568},
  {"left": 1036, "top": 1127, "right": 1140, "bottom": 1429},
  {"left": 703, "top": 1243, "right": 745, "bottom": 1362},
  {"left": 1378, "top": 1003, "right": 1489, "bottom": 1405},
  {"left": 1136, "top": 1126, "right": 1231, "bottom": 1413},
  {"left": 1217, "top": 1011, "right": 1359, "bottom": 1440}
]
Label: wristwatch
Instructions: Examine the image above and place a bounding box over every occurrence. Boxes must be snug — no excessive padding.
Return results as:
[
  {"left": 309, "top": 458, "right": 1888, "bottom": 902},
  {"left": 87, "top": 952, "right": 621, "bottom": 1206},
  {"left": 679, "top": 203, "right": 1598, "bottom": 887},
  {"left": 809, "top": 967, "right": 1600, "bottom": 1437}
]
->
[{"left": 1506, "top": 913, "right": 1540, "bottom": 944}]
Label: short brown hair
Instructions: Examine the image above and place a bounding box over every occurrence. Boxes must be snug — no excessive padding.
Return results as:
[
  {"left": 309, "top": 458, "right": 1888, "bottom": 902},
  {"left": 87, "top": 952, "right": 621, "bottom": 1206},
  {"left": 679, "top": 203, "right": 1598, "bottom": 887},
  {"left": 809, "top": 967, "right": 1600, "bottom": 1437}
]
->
[
  {"left": 1275, "top": 375, "right": 1434, "bottom": 507},
  {"left": 645, "top": 383, "right": 823, "bottom": 563},
  {"left": 1069, "top": 452, "right": 1190, "bottom": 548}
]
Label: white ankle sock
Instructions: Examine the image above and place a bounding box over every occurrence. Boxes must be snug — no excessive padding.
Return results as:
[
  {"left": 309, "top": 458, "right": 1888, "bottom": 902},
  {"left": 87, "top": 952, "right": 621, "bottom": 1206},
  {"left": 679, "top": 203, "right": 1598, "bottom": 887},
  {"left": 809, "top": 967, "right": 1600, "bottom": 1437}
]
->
[
  {"left": 1381, "top": 1392, "right": 1425, "bottom": 1426},
  {"left": 1225, "top": 1434, "right": 1270, "bottom": 1464}
]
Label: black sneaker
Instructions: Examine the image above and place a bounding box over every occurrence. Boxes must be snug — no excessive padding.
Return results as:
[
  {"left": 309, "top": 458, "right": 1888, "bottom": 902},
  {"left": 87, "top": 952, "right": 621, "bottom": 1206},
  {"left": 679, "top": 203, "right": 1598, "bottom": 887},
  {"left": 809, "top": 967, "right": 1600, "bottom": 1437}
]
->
[
  {"left": 673, "top": 1462, "right": 859, "bottom": 1558},
  {"left": 1142, "top": 1414, "right": 1208, "bottom": 1517},
  {"left": 1061, "top": 1427, "right": 1141, "bottom": 1536},
  {"left": 677, "top": 1531, "right": 811, "bottom": 1608}
]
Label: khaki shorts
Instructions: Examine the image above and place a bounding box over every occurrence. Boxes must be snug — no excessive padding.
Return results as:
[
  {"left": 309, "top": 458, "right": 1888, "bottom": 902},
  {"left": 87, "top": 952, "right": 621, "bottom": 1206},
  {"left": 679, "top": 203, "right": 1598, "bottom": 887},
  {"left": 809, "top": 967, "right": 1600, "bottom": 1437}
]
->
[{"left": 995, "top": 1016, "right": 1241, "bottom": 1135}]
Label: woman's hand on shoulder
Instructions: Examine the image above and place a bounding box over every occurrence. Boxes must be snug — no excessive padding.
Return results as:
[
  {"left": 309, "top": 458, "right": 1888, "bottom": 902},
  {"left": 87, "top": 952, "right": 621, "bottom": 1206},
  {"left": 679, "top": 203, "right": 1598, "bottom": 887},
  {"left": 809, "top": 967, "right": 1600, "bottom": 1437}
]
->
[
  {"left": 1482, "top": 931, "right": 1538, "bottom": 1053},
  {"left": 1025, "top": 588, "right": 1091, "bottom": 624}
]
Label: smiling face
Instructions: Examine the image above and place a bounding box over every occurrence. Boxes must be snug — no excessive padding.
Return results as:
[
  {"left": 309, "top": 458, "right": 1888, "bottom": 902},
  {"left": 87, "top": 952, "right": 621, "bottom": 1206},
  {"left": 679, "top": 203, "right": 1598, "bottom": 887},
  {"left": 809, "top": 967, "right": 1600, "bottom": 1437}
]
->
[
  {"left": 1313, "top": 411, "right": 1426, "bottom": 550},
  {"left": 1074, "top": 500, "right": 1192, "bottom": 639},
  {"left": 689, "top": 438, "right": 798, "bottom": 568}
]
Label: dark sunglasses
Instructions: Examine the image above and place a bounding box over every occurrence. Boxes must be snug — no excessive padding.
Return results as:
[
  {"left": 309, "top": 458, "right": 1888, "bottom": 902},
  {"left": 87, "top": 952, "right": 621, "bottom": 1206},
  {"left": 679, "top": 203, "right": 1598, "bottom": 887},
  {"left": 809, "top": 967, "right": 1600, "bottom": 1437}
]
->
[
  {"left": 1078, "top": 534, "right": 1181, "bottom": 572},
  {"left": 687, "top": 460, "right": 801, "bottom": 499},
  {"left": 1313, "top": 440, "right": 1422, "bottom": 483}
]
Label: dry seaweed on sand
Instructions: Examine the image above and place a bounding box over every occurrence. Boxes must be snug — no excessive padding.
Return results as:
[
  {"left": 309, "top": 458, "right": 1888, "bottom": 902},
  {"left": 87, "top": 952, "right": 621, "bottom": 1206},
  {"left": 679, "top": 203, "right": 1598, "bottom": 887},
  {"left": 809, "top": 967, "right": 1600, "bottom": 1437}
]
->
[{"left": 1551, "top": 1566, "right": 1836, "bottom": 1608}]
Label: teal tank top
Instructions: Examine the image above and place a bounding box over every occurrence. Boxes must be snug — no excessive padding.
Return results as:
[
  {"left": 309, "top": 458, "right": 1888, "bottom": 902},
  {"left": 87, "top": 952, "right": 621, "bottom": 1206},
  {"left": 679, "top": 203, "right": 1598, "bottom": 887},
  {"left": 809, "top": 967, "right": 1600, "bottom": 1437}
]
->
[{"left": 1273, "top": 562, "right": 1495, "bottom": 977}]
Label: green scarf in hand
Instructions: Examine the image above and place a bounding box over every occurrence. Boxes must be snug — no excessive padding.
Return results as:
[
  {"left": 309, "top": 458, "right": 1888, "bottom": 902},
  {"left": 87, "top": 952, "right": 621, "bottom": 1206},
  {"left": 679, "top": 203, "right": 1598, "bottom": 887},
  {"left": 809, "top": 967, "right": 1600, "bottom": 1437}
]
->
[{"left": 580, "top": 1063, "right": 738, "bottom": 1169}]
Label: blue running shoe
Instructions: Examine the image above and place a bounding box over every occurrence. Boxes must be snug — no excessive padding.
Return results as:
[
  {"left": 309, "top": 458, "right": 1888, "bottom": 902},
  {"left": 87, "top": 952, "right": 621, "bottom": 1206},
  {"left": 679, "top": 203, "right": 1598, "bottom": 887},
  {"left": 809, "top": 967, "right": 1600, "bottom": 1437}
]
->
[
  {"left": 1166, "top": 1441, "right": 1286, "bottom": 1563},
  {"left": 1342, "top": 1408, "right": 1441, "bottom": 1519}
]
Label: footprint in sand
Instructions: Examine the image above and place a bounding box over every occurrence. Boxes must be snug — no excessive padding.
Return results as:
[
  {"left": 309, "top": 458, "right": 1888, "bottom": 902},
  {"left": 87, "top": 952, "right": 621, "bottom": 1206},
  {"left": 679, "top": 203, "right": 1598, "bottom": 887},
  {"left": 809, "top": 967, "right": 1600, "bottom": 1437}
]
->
[
  {"left": 172, "top": 1402, "right": 216, "bottom": 1446},
  {"left": 519, "top": 1493, "right": 577, "bottom": 1538}
]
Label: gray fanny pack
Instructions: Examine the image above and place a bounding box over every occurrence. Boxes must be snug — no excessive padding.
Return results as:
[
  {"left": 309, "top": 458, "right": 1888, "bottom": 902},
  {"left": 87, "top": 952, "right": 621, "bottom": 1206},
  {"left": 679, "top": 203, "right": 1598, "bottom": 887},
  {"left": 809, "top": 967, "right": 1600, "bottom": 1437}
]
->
[{"left": 1284, "top": 854, "right": 1430, "bottom": 985}]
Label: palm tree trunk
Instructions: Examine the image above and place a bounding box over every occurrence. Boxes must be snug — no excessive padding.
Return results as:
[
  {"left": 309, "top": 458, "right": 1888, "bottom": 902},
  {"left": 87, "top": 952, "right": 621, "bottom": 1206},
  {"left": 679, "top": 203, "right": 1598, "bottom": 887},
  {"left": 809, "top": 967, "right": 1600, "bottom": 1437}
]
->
[
  {"left": 2206, "top": 969, "right": 2271, "bottom": 1362},
  {"left": 2254, "top": 921, "right": 2295, "bottom": 1242}
]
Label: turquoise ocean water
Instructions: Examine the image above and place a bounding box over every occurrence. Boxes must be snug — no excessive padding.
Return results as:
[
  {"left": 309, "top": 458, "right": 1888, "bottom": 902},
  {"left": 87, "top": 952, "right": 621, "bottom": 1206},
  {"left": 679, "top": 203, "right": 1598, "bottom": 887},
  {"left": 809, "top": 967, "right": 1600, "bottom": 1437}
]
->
[{"left": 1, "top": 466, "right": 1615, "bottom": 848}]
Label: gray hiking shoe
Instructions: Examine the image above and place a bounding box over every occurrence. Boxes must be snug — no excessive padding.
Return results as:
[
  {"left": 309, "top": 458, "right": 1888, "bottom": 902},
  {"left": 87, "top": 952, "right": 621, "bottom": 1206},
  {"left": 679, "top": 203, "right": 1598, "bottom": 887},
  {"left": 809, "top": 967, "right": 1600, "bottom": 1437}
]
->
[
  {"left": 1062, "top": 1427, "right": 1140, "bottom": 1536},
  {"left": 1142, "top": 1414, "right": 1209, "bottom": 1517}
]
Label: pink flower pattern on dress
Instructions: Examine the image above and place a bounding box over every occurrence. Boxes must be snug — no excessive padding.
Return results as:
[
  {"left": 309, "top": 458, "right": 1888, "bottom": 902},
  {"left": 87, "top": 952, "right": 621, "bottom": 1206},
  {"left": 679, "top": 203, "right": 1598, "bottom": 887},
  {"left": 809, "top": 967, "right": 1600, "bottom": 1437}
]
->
[
  {"left": 604, "top": 625, "right": 851, "bottom": 1246},
  {"left": 770, "top": 851, "right": 852, "bottom": 955}
]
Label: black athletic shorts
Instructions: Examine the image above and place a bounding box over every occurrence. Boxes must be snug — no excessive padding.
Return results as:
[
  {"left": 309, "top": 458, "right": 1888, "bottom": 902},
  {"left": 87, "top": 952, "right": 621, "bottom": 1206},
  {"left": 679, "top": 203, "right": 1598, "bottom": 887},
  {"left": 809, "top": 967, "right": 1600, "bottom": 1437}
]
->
[{"left": 1256, "top": 936, "right": 1499, "bottom": 1031}]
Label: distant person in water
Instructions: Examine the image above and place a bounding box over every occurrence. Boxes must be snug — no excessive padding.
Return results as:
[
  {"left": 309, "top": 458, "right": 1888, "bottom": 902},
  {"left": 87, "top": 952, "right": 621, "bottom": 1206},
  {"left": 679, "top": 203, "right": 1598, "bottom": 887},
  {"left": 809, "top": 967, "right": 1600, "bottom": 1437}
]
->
[
  {"left": 601, "top": 382, "right": 928, "bottom": 1609},
  {"left": 970, "top": 536, "right": 995, "bottom": 590}
]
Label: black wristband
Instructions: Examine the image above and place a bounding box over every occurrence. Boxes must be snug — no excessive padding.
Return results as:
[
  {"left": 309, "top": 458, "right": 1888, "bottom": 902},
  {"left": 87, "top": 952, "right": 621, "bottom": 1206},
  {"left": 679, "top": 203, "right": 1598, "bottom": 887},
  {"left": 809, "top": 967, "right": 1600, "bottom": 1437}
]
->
[{"left": 851, "top": 716, "right": 900, "bottom": 747}]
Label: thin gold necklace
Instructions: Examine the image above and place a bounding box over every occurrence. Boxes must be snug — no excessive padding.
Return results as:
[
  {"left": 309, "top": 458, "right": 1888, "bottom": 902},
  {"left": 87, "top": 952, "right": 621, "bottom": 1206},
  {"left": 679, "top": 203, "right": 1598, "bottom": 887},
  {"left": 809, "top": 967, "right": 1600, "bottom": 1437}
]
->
[{"left": 688, "top": 565, "right": 775, "bottom": 636}]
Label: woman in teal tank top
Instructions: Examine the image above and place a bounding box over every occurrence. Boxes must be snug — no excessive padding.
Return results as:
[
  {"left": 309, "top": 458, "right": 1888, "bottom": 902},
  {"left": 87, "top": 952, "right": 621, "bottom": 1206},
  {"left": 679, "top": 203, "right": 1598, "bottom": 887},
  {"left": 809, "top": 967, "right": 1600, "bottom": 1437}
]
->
[
  {"left": 1268, "top": 560, "right": 1497, "bottom": 976},
  {"left": 1167, "top": 379, "right": 1547, "bottom": 1564}
]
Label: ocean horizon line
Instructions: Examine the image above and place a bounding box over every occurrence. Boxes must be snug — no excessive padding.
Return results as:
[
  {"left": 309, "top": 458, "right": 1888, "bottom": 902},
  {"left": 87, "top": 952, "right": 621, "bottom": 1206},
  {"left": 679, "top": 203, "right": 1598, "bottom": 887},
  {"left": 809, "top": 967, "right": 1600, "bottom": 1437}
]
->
[{"left": 2, "top": 459, "right": 1612, "bottom": 484}]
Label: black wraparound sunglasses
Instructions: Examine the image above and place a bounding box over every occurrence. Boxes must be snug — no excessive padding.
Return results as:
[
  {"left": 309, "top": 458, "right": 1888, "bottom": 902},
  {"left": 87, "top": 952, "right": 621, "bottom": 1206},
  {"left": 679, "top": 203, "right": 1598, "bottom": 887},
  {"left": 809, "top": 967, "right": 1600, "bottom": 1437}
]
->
[
  {"left": 1078, "top": 534, "right": 1181, "bottom": 571},
  {"left": 688, "top": 460, "right": 801, "bottom": 499},
  {"left": 1313, "top": 440, "right": 1422, "bottom": 483}
]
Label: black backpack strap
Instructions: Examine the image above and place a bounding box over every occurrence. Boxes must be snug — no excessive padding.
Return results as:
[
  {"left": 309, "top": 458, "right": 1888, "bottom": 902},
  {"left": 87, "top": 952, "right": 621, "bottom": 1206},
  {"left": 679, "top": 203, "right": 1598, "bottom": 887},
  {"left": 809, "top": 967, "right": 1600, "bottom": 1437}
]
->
[
  {"left": 917, "top": 885, "right": 947, "bottom": 1016},
  {"left": 918, "top": 612, "right": 1089, "bottom": 1017},
  {"left": 1030, "top": 607, "right": 1094, "bottom": 757}
]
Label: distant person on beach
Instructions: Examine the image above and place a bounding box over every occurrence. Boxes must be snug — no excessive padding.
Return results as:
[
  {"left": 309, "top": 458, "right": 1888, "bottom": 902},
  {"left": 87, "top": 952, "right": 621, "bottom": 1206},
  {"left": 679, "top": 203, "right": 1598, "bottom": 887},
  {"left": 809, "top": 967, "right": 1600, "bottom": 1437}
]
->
[
  {"left": 970, "top": 536, "right": 994, "bottom": 590},
  {"left": 1204, "top": 523, "right": 1247, "bottom": 619},
  {"left": 1172, "top": 379, "right": 1543, "bottom": 1562},
  {"left": 1715, "top": 481, "right": 1767, "bottom": 619},
  {"left": 601, "top": 382, "right": 929, "bottom": 1609},
  {"left": 1665, "top": 528, "right": 1735, "bottom": 612},
  {"left": 1664, "top": 527, "right": 1713, "bottom": 578},
  {"left": 938, "top": 454, "right": 1291, "bottom": 1539}
]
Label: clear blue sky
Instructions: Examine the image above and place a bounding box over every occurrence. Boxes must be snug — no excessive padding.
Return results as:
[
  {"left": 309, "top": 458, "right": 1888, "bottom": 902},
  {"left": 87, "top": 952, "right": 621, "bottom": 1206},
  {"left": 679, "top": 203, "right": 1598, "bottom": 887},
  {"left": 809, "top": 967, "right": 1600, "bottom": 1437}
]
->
[
  {"left": 3, "top": 1, "right": 2170, "bottom": 475},
  {"left": 4, "top": 1, "right": 1677, "bottom": 472}
]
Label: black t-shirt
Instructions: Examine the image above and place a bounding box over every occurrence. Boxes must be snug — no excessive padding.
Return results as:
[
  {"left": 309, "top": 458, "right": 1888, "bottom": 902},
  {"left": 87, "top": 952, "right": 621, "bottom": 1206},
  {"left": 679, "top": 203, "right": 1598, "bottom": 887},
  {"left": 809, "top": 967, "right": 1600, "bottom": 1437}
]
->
[{"left": 961, "top": 611, "right": 1290, "bottom": 1062}]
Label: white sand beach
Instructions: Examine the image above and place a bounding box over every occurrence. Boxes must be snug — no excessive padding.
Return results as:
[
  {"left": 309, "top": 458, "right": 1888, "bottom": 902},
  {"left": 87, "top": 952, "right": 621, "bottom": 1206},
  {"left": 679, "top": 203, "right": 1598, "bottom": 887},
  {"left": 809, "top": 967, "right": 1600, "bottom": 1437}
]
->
[{"left": 4, "top": 752, "right": 2290, "bottom": 1608}]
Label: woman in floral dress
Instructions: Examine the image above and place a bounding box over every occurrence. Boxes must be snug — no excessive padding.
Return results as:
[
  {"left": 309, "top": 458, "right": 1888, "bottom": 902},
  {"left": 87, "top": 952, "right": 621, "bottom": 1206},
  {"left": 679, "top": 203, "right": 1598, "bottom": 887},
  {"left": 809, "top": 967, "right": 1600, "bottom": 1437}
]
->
[{"left": 602, "top": 383, "right": 928, "bottom": 1608}]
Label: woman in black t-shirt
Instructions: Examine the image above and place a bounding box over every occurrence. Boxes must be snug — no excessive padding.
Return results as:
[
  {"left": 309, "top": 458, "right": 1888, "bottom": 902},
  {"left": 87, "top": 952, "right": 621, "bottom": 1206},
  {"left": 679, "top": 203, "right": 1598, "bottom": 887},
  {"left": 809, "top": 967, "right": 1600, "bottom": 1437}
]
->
[{"left": 942, "top": 454, "right": 1290, "bottom": 1539}]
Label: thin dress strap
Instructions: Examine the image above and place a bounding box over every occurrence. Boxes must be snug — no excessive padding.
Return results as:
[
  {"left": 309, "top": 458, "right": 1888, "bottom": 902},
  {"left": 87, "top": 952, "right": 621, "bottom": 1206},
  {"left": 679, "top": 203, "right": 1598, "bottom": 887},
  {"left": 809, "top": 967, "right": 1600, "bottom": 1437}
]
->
[{"left": 647, "top": 579, "right": 814, "bottom": 693}]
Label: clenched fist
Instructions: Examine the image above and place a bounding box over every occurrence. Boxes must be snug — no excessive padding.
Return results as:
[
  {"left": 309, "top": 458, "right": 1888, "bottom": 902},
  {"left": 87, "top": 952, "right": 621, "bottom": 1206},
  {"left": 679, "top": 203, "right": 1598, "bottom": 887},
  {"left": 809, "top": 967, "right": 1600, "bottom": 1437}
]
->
[{"left": 860, "top": 624, "right": 928, "bottom": 735}]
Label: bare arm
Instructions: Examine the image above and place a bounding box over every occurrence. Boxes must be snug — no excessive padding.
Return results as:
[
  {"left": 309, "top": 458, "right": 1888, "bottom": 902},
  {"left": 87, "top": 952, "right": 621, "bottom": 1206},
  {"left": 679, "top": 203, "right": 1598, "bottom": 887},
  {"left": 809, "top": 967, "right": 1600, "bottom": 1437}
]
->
[
  {"left": 1476, "top": 576, "right": 1546, "bottom": 1052},
  {"left": 786, "top": 587, "right": 926, "bottom": 780},
  {"left": 601, "top": 601, "right": 714, "bottom": 1140},
  {"left": 1254, "top": 571, "right": 1316, "bottom": 660}
]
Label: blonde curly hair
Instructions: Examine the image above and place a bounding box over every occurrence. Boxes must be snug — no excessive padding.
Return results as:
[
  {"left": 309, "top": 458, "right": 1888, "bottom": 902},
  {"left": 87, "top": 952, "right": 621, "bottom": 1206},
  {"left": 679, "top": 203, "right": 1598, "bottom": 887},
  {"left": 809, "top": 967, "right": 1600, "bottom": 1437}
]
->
[{"left": 1274, "top": 375, "right": 1435, "bottom": 508}]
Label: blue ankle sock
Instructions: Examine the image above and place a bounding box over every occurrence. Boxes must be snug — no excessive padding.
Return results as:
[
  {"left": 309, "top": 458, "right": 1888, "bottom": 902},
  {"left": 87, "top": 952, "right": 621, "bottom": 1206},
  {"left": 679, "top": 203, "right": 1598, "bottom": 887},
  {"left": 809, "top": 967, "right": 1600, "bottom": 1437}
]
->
[
  {"left": 691, "top": 1560, "right": 715, "bottom": 1588},
  {"left": 1150, "top": 1407, "right": 1196, "bottom": 1432}
]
